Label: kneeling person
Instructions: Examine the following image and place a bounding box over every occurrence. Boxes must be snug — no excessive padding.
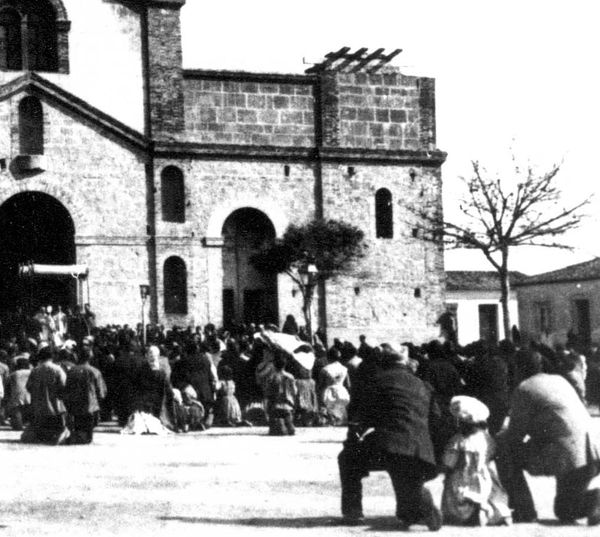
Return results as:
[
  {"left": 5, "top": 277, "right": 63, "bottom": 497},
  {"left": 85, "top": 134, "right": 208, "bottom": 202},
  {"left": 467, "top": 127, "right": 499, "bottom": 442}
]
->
[
  {"left": 64, "top": 350, "right": 107, "bottom": 444},
  {"left": 338, "top": 343, "right": 442, "bottom": 530},
  {"left": 23, "top": 346, "right": 69, "bottom": 445}
]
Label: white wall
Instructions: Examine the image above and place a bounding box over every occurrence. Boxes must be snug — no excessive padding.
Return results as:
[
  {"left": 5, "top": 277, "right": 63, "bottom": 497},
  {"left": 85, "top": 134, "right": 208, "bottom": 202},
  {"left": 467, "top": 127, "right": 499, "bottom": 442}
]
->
[
  {"left": 446, "top": 289, "right": 519, "bottom": 345},
  {"left": 47, "top": 0, "right": 144, "bottom": 131}
]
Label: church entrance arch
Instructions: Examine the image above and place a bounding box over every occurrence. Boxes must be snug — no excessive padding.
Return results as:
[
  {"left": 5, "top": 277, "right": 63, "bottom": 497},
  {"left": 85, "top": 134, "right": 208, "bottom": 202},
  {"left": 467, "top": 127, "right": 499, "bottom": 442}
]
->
[
  {"left": 221, "top": 208, "right": 278, "bottom": 327},
  {"left": 0, "top": 191, "right": 76, "bottom": 314}
]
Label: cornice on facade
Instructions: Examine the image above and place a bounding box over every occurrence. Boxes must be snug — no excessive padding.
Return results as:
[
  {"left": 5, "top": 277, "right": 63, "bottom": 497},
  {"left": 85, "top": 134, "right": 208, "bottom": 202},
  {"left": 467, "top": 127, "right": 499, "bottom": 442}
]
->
[
  {"left": 154, "top": 141, "right": 447, "bottom": 166},
  {"left": 183, "top": 69, "right": 315, "bottom": 85}
]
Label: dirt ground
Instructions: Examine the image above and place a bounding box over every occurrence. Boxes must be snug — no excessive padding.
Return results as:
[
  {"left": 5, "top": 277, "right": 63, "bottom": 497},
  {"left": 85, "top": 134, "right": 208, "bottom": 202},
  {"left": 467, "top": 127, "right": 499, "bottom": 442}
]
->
[{"left": 1, "top": 421, "right": 599, "bottom": 537}]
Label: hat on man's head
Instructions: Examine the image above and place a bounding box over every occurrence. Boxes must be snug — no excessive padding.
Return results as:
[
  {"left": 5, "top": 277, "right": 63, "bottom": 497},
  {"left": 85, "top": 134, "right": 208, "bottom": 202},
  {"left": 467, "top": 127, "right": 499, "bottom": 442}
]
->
[
  {"left": 63, "top": 339, "right": 77, "bottom": 350},
  {"left": 449, "top": 395, "right": 489, "bottom": 424},
  {"left": 380, "top": 342, "right": 409, "bottom": 363}
]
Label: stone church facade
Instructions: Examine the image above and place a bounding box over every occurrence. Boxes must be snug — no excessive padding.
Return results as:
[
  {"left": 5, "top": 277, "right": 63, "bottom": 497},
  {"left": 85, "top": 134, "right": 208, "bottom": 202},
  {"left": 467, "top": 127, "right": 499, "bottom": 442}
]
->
[{"left": 0, "top": 0, "right": 446, "bottom": 343}]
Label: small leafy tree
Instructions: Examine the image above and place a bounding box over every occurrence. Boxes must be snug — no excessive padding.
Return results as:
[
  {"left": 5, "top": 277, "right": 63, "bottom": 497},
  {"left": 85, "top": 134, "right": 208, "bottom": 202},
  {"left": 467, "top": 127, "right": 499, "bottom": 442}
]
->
[
  {"left": 251, "top": 219, "right": 367, "bottom": 341},
  {"left": 418, "top": 158, "right": 589, "bottom": 341}
]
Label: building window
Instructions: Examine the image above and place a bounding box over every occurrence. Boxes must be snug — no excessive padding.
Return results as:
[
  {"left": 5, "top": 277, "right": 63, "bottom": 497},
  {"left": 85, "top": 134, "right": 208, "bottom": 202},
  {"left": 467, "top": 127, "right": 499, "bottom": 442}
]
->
[
  {"left": 161, "top": 166, "right": 185, "bottom": 223},
  {"left": 27, "top": 10, "right": 58, "bottom": 72},
  {"left": 19, "top": 96, "right": 44, "bottom": 155},
  {"left": 0, "top": 1, "right": 68, "bottom": 73},
  {"left": 0, "top": 8, "right": 22, "bottom": 70},
  {"left": 535, "top": 301, "right": 552, "bottom": 335},
  {"left": 478, "top": 304, "right": 498, "bottom": 343},
  {"left": 164, "top": 256, "right": 187, "bottom": 314},
  {"left": 375, "top": 188, "right": 393, "bottom": 238}
]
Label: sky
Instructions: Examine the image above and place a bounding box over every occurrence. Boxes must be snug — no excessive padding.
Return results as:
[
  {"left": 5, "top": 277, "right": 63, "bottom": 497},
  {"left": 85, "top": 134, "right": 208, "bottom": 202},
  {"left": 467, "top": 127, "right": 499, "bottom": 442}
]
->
[{"left": 179, "top": 0, "right": 600, "bottom": 276}]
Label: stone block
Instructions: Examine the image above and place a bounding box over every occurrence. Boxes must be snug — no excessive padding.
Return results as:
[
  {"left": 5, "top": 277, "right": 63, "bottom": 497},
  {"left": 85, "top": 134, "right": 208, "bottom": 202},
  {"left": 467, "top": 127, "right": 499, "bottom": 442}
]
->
[
  {"left": 391, "top": 109, "right": 407, "bottom": 123},
  {"left": 225, "top": 94, "right": 246, "bottom": 107},
  {"left": 279, "top": 85, "right": 296, "bottom": 95},
  {"left": 357, "top": 109, "right": 374, "bottom": 121},
  {"left": 280, "top": 111, "right": 304, "bottom": 124},
  {"left": 237, "top": 109, "right": 258, "bottom": 123},
  {"left": 273, "top": 96, "right": 289, "bottom": 109},
  {"left": 247, "top": 95, "right": 267, "bottom": 108},
  {"left": 257, "top": 109, "right": 279, "bottom": 123},
  {"left": 241, "top": 82, "right": 259, "bottom": 93},
  {"left": 258, "top": 84, "right": 280, "bottom": 94},
  {"left": 376, "top": 109, "right": 390, "bottom": 122}
]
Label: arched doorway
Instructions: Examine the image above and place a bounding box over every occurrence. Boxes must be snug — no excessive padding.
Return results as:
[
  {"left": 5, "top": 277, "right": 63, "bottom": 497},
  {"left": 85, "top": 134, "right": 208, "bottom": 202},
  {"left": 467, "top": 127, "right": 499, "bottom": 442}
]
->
[
  {"left": 0, "top": 191, "right": 76, "bottom": 313},
  {"left": 221, "top": 208, "right": 278, "bottom": 327}
]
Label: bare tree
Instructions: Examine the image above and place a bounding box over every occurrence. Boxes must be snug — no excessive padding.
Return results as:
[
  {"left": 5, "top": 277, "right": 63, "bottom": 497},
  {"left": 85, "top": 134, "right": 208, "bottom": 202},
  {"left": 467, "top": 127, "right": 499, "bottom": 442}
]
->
[{"left": 419, "top": 158, "right": 590, "bottom": 341}]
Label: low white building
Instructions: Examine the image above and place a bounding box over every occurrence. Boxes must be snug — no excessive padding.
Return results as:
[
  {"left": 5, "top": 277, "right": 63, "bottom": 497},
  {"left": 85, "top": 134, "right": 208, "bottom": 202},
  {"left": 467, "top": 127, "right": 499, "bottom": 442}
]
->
[{"left": 445, "top": 271, "right": 526, "bottom": 345}]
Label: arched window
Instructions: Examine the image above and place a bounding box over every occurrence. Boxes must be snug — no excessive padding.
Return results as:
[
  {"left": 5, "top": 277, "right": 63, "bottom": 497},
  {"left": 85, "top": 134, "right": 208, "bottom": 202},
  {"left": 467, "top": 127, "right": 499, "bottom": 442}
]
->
[
  {"left": 164, "top": 256, "right": 188, "bottom": 314},
  {"left": 0, "top": 0, "right": 68, "bottom": 73},
  {"left": 27, "top": 10, "right": 58, "bottom": 72},
  {"left": 161, "top": 166, "right": 185, "bottom": 223},
  {"left": 19, "top": 96, "right": 44, "bottom": 155},
  {"left": 375, "top": 188, "right": 393, "bottom": 238},
  {"left": 0, "top": 8, "right": 22, "bottom": 70}
]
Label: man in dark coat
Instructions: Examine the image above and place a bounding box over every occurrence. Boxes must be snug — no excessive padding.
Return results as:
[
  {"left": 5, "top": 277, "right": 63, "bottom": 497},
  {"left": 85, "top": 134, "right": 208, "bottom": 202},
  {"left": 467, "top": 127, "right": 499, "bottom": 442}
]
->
[
  {"left": 23, "top": 346, "right": 69, "bottom": 445},
  {"left": 171, "top": 342, "right": 217, "bottom": 429},
  {"left": 338, "top": 343, "right": 442, "bottom": 530},
  {"left": 132, "top": 347, "right": 175, "bottom": 428},
  {"left": 64, "top": 351, "right": 107, "bottom": 444}
]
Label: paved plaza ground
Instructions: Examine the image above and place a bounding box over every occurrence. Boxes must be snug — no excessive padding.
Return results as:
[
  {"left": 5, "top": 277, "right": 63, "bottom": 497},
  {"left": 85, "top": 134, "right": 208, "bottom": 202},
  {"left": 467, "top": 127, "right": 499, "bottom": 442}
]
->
[{"left": 1, "top": 420, "right": 600, "bottom": 537}]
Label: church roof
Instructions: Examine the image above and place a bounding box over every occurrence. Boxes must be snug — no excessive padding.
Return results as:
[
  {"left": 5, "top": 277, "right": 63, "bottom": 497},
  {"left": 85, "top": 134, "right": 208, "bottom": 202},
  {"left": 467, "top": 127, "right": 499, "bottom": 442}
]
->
[
  {"left": 446, "top": 271, "right": 528, "bottom": 291},
  {"left": 0, "top": 72, "right": 148, "bottom": 151},
  {"left": 516, "top": 257, "right": 600, "bottom": 286}
]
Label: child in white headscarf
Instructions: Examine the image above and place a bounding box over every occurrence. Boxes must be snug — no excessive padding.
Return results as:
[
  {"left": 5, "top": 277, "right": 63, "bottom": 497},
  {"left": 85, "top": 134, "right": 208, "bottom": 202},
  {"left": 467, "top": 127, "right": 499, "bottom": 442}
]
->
[{"left": 441, "top": 395, "right": 512, "bottom": 526}]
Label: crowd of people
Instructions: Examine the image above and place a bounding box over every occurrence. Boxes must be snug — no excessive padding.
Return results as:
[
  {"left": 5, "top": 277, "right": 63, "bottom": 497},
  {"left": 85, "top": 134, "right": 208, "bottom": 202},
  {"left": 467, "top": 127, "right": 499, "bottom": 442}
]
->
[
  {"left": 0, "top": 306, "right": 599, "bottom": 529},
  {"left": 337, "top": 336, "right": 600, "bottom": 530}
]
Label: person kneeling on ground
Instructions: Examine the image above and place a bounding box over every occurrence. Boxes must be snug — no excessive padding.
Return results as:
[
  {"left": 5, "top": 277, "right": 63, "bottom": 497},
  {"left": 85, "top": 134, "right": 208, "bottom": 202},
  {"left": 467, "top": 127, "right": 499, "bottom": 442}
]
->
[
  {"left": 6, "top": 357, "right": 32, "bottom": 431},
  {"left": 64, "top": 349, "right": 107, "bottom": 444},
  {"left": 496, "top": 348, "right": 600, "bottom": 526},
  {"left": 22, "top": 346, "right": 70, "bottom": 445},
  {"left": 338, "top": 342, "right": 442, "bottom": 530},
  {"left": 265, "top": 350, "right": 297, "bottom": 436}
]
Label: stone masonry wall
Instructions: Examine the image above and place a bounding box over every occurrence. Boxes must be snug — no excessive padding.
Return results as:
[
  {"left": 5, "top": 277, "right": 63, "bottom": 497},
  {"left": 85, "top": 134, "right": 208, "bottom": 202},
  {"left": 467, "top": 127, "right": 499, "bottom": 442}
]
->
[
  {"left": 147, "top": 5, "right": 185, "bottom": 137},
  {"left": 334, "top": 69, "right": 434, "bottom": 150},
  {"left": 153, "top": 159, "right": 316, "bottom": 326},
  {"left": 0, "top": 93, "right": 148, "bottom": 325},
  {"left": 321, "top": 162, "right": 444, "bottom": 344},
  {"left": 183, "top": 77, "right": 315, "bottom": 146}
]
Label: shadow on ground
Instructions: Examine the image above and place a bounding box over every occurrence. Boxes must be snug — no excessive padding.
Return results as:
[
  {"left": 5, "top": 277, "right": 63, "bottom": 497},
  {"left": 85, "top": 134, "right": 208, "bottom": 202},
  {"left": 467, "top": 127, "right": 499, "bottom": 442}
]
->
[{"left": 159, "top": 515, "right": 404, "bottom": 530}]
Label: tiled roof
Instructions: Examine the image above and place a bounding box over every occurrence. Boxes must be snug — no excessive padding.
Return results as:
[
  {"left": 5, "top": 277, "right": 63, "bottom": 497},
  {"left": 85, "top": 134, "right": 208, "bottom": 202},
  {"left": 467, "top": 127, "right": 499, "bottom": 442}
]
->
[
  {"left": 516, "top": 257, "right": 600, "bottom": 286},
  {"left": 446, "top": 271, "right": 529, "bottom": 291}
]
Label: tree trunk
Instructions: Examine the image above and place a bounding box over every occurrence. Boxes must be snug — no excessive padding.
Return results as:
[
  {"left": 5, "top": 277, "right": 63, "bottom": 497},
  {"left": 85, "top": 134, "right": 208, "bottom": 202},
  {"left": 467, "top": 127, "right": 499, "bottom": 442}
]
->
[
  {"left": 499, "top": 255, "right": 511, "bottom": 341},
  {"left": 301, "top": 284, "right": 314, "bottom": 343}
]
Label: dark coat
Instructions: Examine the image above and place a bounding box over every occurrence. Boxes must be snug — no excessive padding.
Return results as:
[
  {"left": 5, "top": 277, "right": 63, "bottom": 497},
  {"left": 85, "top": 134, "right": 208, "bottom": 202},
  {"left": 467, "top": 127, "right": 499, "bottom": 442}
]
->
[
  {"left": 26, "top": 361, "right": 67, "bottom": 417},
  {"left": 361, "top": 362, "right": 439, "bottom": 477},
  {"left": 464, "top": 354, "right": 509, "bottom": 434},
  {"left": 64, "top": 363, "right": 107, "bottom": 416},
  {"left": 133, "top": 366, "right": 173, "bottom": 419},
  {"left": 171, "top": 353, "right": 216, "bottom": 405},
  {"left": 418, "top": 359, "right": 463, "bottom": 407}
]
